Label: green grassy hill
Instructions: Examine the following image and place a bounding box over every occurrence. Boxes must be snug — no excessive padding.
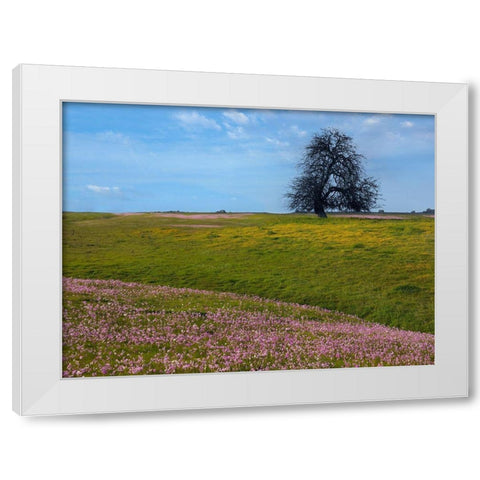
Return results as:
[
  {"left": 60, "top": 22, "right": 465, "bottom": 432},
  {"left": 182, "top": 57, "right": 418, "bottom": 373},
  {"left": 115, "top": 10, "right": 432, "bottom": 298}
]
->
[{"left": 62, "top": 212, "right": 434, "bottom": 333}]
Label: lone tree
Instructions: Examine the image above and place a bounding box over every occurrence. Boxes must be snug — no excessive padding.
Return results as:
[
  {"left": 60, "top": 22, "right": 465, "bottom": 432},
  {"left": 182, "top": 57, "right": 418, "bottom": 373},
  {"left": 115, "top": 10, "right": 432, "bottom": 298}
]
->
[{"left": 286, "top": 128, "right": 380, "bottom": 217}]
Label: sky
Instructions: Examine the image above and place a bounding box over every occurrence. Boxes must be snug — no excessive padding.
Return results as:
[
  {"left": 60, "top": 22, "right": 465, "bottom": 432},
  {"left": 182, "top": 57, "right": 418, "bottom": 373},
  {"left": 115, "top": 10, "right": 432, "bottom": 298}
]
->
[{"left": 62, "top": 102, "right": 435, "bottom": 213}]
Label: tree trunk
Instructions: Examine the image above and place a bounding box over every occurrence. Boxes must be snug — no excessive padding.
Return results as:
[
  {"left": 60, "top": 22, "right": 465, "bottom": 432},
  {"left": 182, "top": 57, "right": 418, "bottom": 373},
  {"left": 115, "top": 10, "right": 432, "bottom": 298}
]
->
[{"left": 314, "top": 204, "right": 327, "bottom": 218}]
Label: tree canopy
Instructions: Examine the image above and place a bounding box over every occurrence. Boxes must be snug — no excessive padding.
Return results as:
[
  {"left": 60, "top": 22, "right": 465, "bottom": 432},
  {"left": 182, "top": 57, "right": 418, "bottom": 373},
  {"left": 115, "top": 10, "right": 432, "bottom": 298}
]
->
[{"left": 286, "top": 128, "right": 380, "bottom": 217}]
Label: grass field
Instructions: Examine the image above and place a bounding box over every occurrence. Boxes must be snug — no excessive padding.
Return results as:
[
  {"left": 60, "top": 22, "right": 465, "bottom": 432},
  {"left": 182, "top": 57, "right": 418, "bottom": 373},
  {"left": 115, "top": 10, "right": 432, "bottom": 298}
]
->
[{"left": 63, "top": 212, "right": 434, "bottom": 334}]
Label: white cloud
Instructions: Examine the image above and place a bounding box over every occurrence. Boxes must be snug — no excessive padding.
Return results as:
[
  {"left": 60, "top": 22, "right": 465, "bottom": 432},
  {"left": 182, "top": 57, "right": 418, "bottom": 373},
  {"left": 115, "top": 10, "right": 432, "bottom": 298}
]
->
[
  {"left": 265, "top": 137, "right": 290, "bottom": 147},
  {"left": 223, "top": 111, "right": 249, "bottom": 124},
  {"left": 174, "top": 111, "right": 221, "bottom": 130},
  {"left": 226, "top": 125, "right": 246, "bottom": 139},
  {"left": 401, "top": 121, "right": 414, "bottom": 128},
  {"left": 223, "top": 122, "right": 247, "bottom": 139},
  {"left": 364, "top": 117, "right": 381, "bottom": 125},
  {"left": 87, "top": 185, "right": 121, "bottom": 194},
  {"left": 290, "top": 125, "right": 307, "bottom": 137}
]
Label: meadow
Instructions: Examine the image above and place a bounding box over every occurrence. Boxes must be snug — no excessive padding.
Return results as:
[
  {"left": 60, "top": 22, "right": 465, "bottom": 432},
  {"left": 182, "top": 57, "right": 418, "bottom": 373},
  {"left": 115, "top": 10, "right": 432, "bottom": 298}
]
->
[
  {"left": 62, "top": 211, "right": 434, "bottom": 376},
  {"left": 63, "top": 212, "right": 434, "bottom": 333},
  {"left": 63, "top": 277, "right": 434, "bottom": 377}
]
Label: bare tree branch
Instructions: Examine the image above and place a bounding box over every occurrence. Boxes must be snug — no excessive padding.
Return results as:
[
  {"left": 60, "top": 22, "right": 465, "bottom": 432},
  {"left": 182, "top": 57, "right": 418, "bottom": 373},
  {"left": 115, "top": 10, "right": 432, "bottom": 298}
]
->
[{"left": 285, "top": 128, "right": 380, "bottom": 217}]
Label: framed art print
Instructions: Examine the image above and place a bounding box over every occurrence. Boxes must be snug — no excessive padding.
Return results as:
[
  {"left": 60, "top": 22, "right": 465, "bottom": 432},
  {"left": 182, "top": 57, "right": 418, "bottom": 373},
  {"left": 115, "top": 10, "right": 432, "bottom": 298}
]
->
[{"left": 13, "top": 65, "right": 468, "bottom": 415}]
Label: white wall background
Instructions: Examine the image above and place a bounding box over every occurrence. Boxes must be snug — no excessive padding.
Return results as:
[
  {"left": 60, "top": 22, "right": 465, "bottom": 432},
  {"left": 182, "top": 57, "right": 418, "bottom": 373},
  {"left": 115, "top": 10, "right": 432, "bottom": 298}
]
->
[{"left": 1, "top": 1, "right": 477, "bottom": 478}]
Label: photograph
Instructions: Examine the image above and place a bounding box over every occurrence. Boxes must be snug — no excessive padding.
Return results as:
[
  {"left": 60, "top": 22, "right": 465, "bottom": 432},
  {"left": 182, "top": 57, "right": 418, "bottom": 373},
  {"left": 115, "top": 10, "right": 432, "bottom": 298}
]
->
[
  {"left": 62, "top": 102, "right": 435, "bottom": 378},
  {"left": 6, "top": 2, "right": 474, "bottom": 477}
]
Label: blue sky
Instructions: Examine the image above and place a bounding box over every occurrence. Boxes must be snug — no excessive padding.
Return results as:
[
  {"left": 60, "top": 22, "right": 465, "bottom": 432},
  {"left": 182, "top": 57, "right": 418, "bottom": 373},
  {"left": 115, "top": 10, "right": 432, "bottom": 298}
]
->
[{"left": 62, "top": 102, "right": 435, "bottom": 213}]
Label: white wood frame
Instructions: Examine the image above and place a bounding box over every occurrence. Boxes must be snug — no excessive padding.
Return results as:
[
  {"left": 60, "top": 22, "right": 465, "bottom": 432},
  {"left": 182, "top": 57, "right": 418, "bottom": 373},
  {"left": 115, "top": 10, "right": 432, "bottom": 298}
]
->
[{"left": 12, "top": 64, "right": 468, "bottom": 415}]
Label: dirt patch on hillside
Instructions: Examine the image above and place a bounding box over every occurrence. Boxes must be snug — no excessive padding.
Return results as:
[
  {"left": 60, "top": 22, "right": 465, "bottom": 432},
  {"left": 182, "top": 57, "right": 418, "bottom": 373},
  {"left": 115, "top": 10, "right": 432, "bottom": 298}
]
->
[
  {"left": 117, "top": 212, "right": 253, "bottom": 219},
  {"left": 335, "top": 214, "right": 434, "bottom": 220},
  {"left": 155, "top": 213, "right": 253, "bottom": 220},
  {"left": 168, "top": 224, "right": 222, "bottom": 228},
  {"left": 332, "top": 214, "right": 406, "bottom": 220}
]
